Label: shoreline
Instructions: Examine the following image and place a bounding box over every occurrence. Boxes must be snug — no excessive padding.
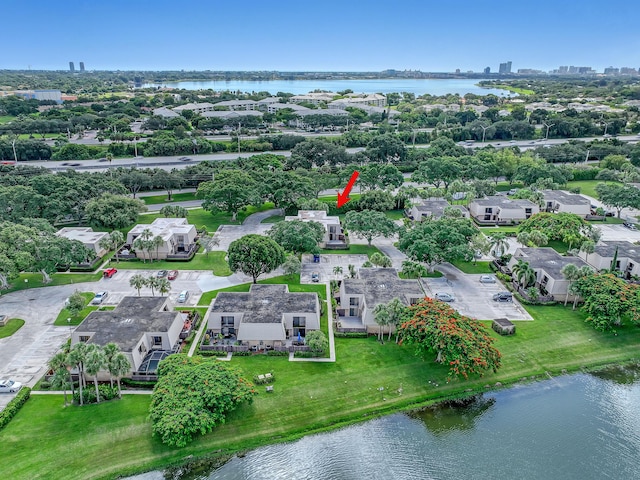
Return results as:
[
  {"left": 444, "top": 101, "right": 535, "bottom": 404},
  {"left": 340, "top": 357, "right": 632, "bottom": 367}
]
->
[{"left": 116, "top": 359, "right": 640, "bottom": 480}]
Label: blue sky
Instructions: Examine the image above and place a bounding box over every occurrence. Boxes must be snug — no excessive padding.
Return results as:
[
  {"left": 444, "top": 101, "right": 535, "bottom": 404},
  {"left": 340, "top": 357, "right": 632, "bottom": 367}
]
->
[{"left": 4, "top": 0, "right": 639, "bottom": 72}]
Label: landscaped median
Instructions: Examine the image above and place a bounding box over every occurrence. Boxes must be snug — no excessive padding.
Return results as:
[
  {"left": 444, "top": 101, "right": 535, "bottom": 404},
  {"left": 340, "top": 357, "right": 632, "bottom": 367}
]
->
[{"left": 3, "top": 304, "right": 640, "bottom": 479}]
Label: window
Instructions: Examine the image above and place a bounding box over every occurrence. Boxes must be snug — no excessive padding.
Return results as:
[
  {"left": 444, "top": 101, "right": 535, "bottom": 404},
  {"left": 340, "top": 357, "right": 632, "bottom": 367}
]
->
[
  {"left": 485, "top": 207, "right": 493, "bottom": 213},
  {"left": 221, "top": 316, "right": 234, "bottom": 326},
  {"left": 293, "top": 316, "right": 306, "bottom": 328},
  {"left": 138, "top": 344, "right": 147, "bottom": 354},
  {"left": 349, "top": 297, "right": 359, "bottom": 306},
  {"left": 152, "top": 336, "right": 162, "bottom": 347},
  {"left": 79, "top": 335, "right": 90, "bottom": 342},
  {"left": 541, "top": 275, "right": 548, "bottom": 285},
  {"left": 409, "top": 297, "right": 419, "bottom": 305},
  {"left": 329, "top": 226, "right": 336, "bottom": 233}
]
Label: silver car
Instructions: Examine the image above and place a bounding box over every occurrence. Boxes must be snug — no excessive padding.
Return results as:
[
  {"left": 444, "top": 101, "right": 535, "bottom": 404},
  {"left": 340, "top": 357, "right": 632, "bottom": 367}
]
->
[
  {"left": 0, "top": 379, "right": 22, "bottom": 393},
  {"left": 479, "top": 275, "right": 497, "bottom": 284},
  {"left": 434, "top": 292, "right": 455, "bottom": 302},
  {"left": 91, "top": 291, "right": 108, "bottom": 305}
]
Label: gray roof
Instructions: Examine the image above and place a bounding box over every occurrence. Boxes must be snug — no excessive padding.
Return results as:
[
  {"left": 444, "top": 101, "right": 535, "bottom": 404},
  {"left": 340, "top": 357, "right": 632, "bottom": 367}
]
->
[
  {"left": 413, "top": 199, "right": 466, "bottom": 218},
  {"left": 343, "top": 268, "right": 424, "bottom": 307},
  {"left": 594, "top": 240, "right": 640, "bottom": 262},
  {"left": 542, "top": 190, "right": 590, "bottom": 206},
  {"left": 211, "top": 284, "right": 318, "bottom": 324},
  {"left": 472, "top": 196, "right": 537, "bottom": 208},
  {"left": 513, "top": 247, "right": 589, "bottom": 279},
  {"left": 201, "top": 110, "right": 263, "bottom": 118},
  {"left": 76, "top": 297, "right": 180, "bottom": 352},
  {"left": 296, "top": 108, "right": 348, "bottom": 117},
  {"left": 213, "top": 100, "right": 257, "bottom": 107}
]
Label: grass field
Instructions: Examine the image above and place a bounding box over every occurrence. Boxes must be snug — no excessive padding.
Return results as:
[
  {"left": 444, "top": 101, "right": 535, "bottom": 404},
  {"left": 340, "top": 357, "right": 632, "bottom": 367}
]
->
[
  {"left": 385, "top": 209, "right": 406, "bottom": 220},
  {"left": 318, "top": 244, "right": 382, "bottom": 256},
  {"left": 53, "top": 292, "right": 97, "bottom": 326},
  {"left": 2, "top": 272, "right": 103, "bottom": 295},
  {"left": 108, "top": 251, "right": 231, "bottom": 276},
  {"left": 0, "top": 318, "right": 25, "bottom": 338},
  {"left": 566, "top": 180, "right": 620, "bottom": 199},
  {"left": 0, "top": 115, "right": 15, "bottom": 124},
  {"left": 451, "top": 260, "right": 493, "bottom": 274},
  {"left": 140, "top": 192, "right": 198, "bottom": 205},
  {"left": 260, "top": 215, "right": 285, "bottom": 223},
  {"left": 4, "top": 302, "right": 640, "bottom": 480}
]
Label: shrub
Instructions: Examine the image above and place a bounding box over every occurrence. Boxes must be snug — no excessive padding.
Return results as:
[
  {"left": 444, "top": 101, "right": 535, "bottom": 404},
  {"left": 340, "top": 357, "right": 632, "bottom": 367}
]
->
[
  {"left": 120, "top": 378, "right": 156, "bottom": 389},
  {"left": 232, "top": 351, "right": 252, "bottom": 356},
  {"left": 198, "top": 350, "right": 229, "bottom": 357},
  {"left": 294, "top": 351, "right": 313, "bottom": 358},
  {"left": 334, "top": 332, "right": 368, "bottom": 338},
  {"left": 266, "top": 350, "right": 288, "bottom": 356},
  {"left": 0, "top": 387, "right": 31, "bottom": 431}
]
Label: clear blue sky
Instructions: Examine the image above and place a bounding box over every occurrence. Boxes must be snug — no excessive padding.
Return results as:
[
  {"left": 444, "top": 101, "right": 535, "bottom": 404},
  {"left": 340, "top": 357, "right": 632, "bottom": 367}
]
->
[{"left": 4, "top": 0, "right": 639, "bottom": 72}]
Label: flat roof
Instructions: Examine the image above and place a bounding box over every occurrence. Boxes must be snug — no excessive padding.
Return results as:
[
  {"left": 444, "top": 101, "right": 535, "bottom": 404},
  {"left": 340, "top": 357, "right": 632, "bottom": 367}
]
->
[
  {"left": 594, "top": 240, "right": 640, "bottom": 262},
  {"left": 76, "top": 297, "right": 180, "bottom": 352},
  {"left": 472, "top": 196, "right": 537, "bottom": 208},
  {"left": 542, "top": 190, "right": 590, "bottom": 206},
  {"left": 513, "top": 247, "right": 589, "bottom": 279}
]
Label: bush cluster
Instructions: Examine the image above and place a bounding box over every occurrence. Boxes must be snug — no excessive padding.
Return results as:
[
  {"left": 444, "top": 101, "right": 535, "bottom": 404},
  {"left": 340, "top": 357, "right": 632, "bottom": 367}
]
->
[
  {"left": 0, "top": 387, "right": 31, "bottom": 431},
  {"left": 198, "top": 350, "right": 229, "bottom": 357},
  {"left": 73, "top": 384, "right": 118, "bottom": 405}
]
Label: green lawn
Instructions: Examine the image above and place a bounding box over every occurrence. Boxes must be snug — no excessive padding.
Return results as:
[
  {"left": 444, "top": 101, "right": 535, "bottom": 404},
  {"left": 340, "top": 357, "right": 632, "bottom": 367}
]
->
[
  {"left": 0, "top": 115, "right": 15, "bottom": 124},
  {"left": 53, "top": 292, "right": 97, "bottom": 326},
  {"left": 385, "top": 209, "right": 406, "bottom": 220},
  {"left": 1, "top": 272, "right": 103, "bottom": 295},
  {"left": 108, "top": 252, "right": 231, "bottom": 276},
  {"left": 566, "top": 180, "right": 621, "bottom": 199},
  {"left": 140, "top": 192, "right": 198, "bottom": 205},
  {"left": 318, "top": 244, "right": 382, "bottom": 256},
  {"left": 0, "top": 318, "right": 25, "bottom": 338},
  {"left": 260, "top": 215, "right": 285, "bottom": 223},
  {"left": 450, "top": 261, "right": 493, "bottom": 274},
  {"left": 547, "top": 239, "right": 570, "bottom": 254},
  {"left": 479, "top": 226, "right": 519, "bottom": 235},
  {"left": 137, "top": 204, "right": 275, "bottom": 234},
  {"left": 5, "top": 303, "right": 640, "bottom": 480}
]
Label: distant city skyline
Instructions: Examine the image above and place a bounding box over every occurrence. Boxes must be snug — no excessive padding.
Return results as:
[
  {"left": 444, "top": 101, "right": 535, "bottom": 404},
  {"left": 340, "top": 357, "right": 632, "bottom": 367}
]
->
[{"left": 4, "top": 0, "right": 639, "bottom": 72}]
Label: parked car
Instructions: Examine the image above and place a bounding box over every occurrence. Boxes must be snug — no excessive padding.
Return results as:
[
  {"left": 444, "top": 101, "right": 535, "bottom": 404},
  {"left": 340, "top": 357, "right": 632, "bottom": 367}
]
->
[
  {"left": 434, "top": 292, "right": 455, "bottom": 302},
  {"left": 156, "top": 270, "right": 168, "bottom": 278},
  {"left": 479, "top": 275, "right": 497, "bottom": 284},
  {"left": 0, "top": 379, "right": 22, "bottom": 393},
  {"left": 177, "top": 290, "right": 189, "bottom": 303},
  {"left": 103, "top": 268, "right": 117, "bottom": 278},
  {"left": 493, "top": 292, "right": 513, "bottom": 302},
  {"left": 91, "top": 291, "right": 108, "bottom": 305},
  {"left": 623, "top": 222, "right": 637, "bottom": 231},
  {"left": 167, "top": 270, "right": 178, "bottom": 280},
  {"left": 311, "top": 271, "right": 320, "bottom": 282}
]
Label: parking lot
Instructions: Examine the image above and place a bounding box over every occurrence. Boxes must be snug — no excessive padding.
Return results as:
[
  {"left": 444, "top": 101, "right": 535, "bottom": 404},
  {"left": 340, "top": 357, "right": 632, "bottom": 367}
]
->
[
  {"left": 300, "top": 254, "right": 369, "bottom": 283},
  {"left": 423, "top": 269, "right": 532, "bottom": 320}
]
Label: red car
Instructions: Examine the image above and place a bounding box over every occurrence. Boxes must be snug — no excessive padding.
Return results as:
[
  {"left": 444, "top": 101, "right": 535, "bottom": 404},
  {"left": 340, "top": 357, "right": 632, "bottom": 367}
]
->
[
  {"left": 167, "top": 270, "right": 178, "bottom": 280},
  {"left": 103, "top": 268, "right": 118, "bottom": 278}
]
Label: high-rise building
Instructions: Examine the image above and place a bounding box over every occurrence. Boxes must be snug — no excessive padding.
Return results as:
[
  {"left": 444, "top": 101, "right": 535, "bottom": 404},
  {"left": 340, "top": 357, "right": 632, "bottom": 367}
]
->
[
  {"left": 484, "top": 66, "right": 491, "bottom": 74},
  {"left": 79, "top": 62, "right": 85, "bottom": 72},
  {"left": 506, "top": 61, "right": 512, "bottom": 73},
  {"left": 498, "top": 61, "right": 512, "bottom": 74},
  {"left": 69, "top": 61, "right": 75, "bottom": 72}
]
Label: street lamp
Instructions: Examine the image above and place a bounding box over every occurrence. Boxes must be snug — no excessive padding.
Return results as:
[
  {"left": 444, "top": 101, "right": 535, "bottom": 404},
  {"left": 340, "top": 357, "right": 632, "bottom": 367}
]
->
[
  {"left": 237, "top": 122, "right": 241, "bottom": 154},
  {"left": 543, "top": 122, "right": 555, "bottom": 141},
  {"left": 480, "top": 125, "right": 490, "bottom": 143},
  {"left": 600, "top": 121, "right": 609, "bottom": 137}
]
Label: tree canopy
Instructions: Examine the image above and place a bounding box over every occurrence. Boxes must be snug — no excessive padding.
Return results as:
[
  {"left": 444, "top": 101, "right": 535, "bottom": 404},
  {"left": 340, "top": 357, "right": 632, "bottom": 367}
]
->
[
  {"left": 84, "top": 194, "right": 147, "bottom": 230},
  {"left": 227, "top": 234, "right": 286, "bottom": 283},
  {"left": 267, "top": 220, "right": 324, "bottom": 254},
  {"left": 399, "top": 298, "right": 501, "bottom": 378},
  {"left": 344, "top": 210, "right": 397, "bottom": 246},
  {"left": 149, "top": 355, "right": 256, "bottom": 447}
]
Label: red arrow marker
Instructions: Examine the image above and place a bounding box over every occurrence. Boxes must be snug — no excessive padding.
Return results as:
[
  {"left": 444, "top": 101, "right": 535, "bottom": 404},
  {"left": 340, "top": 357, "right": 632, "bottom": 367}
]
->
[{"left": 337, "top": 171, "right": 359, "bottom": 208}]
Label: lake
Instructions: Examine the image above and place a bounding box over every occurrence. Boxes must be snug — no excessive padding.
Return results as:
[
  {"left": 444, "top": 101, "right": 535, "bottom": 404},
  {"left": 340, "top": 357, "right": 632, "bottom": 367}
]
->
[
  {"left": 128, "top": 365, "right": 640, "bottom": 480},
  {"left": 142, "top": 78, "right": 510, "bottom": 97}
]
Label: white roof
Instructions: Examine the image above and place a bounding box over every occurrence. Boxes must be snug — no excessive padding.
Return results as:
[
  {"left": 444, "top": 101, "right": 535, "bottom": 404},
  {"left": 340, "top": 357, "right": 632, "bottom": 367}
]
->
[{"left": 56, "top": 227, "right": 108, "bottom": 245}]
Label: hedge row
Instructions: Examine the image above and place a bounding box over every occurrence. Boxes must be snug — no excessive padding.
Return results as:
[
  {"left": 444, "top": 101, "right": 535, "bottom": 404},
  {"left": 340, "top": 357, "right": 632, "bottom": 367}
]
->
[{"left": 0, "top": 387, "right": 31, "bottom": 431}]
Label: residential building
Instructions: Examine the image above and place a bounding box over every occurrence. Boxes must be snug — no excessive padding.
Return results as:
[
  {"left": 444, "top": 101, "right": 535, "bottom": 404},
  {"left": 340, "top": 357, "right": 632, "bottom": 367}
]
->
[
  {"left": 499, "top": 61, "right": 512, "bottom": 74},
  {"left": 212, "top": 99, "right": 258, "bottom": 111},
  {"left": 207, "top": 284, "right": 320, "bottom": 349},
  {"left": 328, "top": 101, "right": 399, "bottom": 118},
  {"left": 293, "top": 108, "right": 349, "bottom": 128},
  {"left": 509, "top": 247, "right": 590, "bottom": 299},
  {"left": 468, "top": 196, "right": 539, "bottom": 224},
  {"left": 79, "top": 62, "right": 85, "bottom": 72},
  {"left": 9, "top": 89, "right": 63, "bottom": 104},
  {"left": 285, "top": 210, "right": 347, "bottom": 249},
  {"left": 69, "top": 61, "right": 74, "bottom": 72},
  {"left": 126, "top": 218, "right": 197, "bottom": 260},
  {"left": 201, "top": 110, "right": 263, "bottom": 120},
  {"left": 152, "top": 106, "right": 180, "bottom": 118},
  {"left": 172, "top": 102, "right": 215, "bottom": 115},
  {"left": 579, "top": 240, "right": 640, "bottom": 278},
  {"left": 290, "top": 93, "right": 337, "bottom": 105},
  {"left": 256, "top": 97, "right": 280, "bottom": 110},
  {"left": 56, "top": 227, "right": 109, "bottom": 257},
  {"left": 542, "top": 190, "right": 591, "bottom": 217},
  {"left": 330, "top": 93, "right": 387, "bottom": 107},
  {"left": 406, "top": 198, "right": 469, "bottom": 221},
  {"left": 337, "top": 268, "right": 424, "bottom": 333},
  {"left": 267, "top": 102, "right": 311, "bottom": 114},
  {"left": 72, "top": 296, "right": 185, "bottom": 379}
]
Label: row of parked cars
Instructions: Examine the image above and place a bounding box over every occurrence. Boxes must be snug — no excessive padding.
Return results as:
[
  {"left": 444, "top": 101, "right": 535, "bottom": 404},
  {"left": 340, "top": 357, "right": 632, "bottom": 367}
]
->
[{"left": 432, "top": 275, "right": 513, "bottom": 303}]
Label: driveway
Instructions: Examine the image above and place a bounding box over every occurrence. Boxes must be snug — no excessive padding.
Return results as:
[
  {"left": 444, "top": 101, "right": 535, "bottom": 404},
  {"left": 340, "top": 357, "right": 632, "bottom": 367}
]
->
[
  {"left": 423, "top": 263, "right": 532, "bottom": 320},
  {"left": 597, "top": 224, "right": 640, "bottom": 242},
  {"left": 212, "top": 209, "right": 284, "bottom": 251},
  {"left": 300, "top": 254, "right": 369, "bottom": 284}
]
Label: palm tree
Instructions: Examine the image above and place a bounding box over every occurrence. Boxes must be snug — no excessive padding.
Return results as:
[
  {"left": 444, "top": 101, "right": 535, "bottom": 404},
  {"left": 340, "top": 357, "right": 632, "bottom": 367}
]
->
[
  {"left": 111, "top": 353, "right": 131, "bottom": 398},
  {"left": 99, "top": 231, "right": 125, "bottom": 263},
  {"left": 84, "top": 344, "right": 106, "bottom": 403},
  {"left": 370, "top": 252, "right": 392, "bottom": 267},
  {"left": 157, "top": 277, "right": 171, "bottom": 297},
  {"left": 560, "top": 263, "right": 580, "bottom": 307},
  {"left": 373, "top": 303, "right": 390, "bottom": 342},
  {"left": 152, "top": 235, "right": 164, "bottom": 262},
  {"left": 67, "top": 342, "right": 89, "bottom": 406},
  {"left": 512, "top": 259, "right": 536, "bottom": 289},
  {"left": 528, "top": 230, "right": 549, "bottom": 247},
  {"left": 133, "top": 228, "right": 154, "bottom": 262},
  {"left": 401, "top": 260, "right": 427, "bottom": 279},
  {"left": 132, "top": 236, "right": 148, "bottom": 263},
  {"left": 580, "top": 240, "right": 596, "bottom": 264},
  {"left": 129, "top": 274, "right": 147, "bottom": 296},
  {"left": 386, "top": 297, "right": 407, "bottom": 342},
  {"left": 146, "top": 275, "right": 159, "bottom": 296},
  {"left": 517, "top": 231, "right": 531, "bottom": 248},
  {"left": 332, "top": 266, "right": 343, "bottom": 280},
  {"left": 48, "top": 351, "right": 71, "bottom": 406},
  {"left": 102, "top": 343, "right": 119, "bottom": 388},
  {"left": 489, "top": 232, "right": 509, "bottom": 259},
  {"left": 571, "top": 266, "right": 594, "bottom": 309}
]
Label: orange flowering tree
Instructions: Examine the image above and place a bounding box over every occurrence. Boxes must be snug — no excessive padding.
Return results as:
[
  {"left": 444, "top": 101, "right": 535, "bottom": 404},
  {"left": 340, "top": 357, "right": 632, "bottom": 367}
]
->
[{"left": 398, "top": 298, "right": 501, "bottom": 379}]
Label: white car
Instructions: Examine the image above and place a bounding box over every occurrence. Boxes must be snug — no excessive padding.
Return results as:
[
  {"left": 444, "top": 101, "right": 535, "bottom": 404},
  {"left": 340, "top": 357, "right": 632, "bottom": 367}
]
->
[
  {"left": 91, "top": 291, "right": 108, "bottom": 305},
  {"left": 434, "top": 292, "right": 455, "bottom": 302},
  {"left": 479, "top": 275, "right": 497, "bottom": 284},
  {"left": 0, "top": 379, "right": 22, "bottom": 393}
]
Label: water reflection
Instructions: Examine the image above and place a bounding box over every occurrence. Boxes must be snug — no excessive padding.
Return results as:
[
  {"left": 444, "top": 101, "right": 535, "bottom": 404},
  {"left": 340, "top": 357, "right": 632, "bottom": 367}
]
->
[
  {"left": 590, "top": 362, "right": 640, "bottom": 385},
  {"left": 408, "top": 395, "right": 496, "bottom": 436}
]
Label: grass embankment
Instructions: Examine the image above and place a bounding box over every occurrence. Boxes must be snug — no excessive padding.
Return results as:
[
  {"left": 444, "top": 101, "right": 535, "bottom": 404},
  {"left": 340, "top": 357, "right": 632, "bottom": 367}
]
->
[
  {"left": 53, "top": 292, "right": 96, "bottom": 326},
  {"left": 108, "top": 251, "right": 231, "bottom": 277},
  {"left": 140, "top": 192, "right": 198, "bottom": 205},
  {"left": 318, "top": 244, "right": 382, "bottom": 256},
  {"left": 451, "top": 261, "right": 493, "bottom": 274},
  {"left": 0, "top": 319, "right": 25, "bottom": 338},
  {"left": 4, "top": 303, "right": 640, "bottom": 480},
  {"left": 260, "top": 215, "right": 285, "bottom": 223},
  {"left": 1, "top": 273, "right": 102, "bottom": 295},
  {"left": 0, "top": 115, "right": 15, "bottom": 124},
  {"left": 492, "top": 84, "right": 535, "bottom": 95}
]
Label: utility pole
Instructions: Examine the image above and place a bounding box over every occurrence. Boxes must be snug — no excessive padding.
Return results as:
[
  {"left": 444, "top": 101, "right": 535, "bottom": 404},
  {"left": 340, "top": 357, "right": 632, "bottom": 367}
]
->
[
  {"left": 238, "top": 122, "right": 241, "bottom": 154},
  {"left": 480, "top": 125, "right": 490, "bottom": 143},
  {"left": 543, "top": 122, "right": 555, "bottom": 141}
]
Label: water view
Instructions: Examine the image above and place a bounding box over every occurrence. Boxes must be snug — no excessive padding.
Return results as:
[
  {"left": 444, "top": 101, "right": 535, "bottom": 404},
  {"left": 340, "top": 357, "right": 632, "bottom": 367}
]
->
[
  {"left": 142, "top": 78, "right": 510, "bottom": 97},
  {"left": 130, "top": 368, "right": 640, "bottom": 480}
]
